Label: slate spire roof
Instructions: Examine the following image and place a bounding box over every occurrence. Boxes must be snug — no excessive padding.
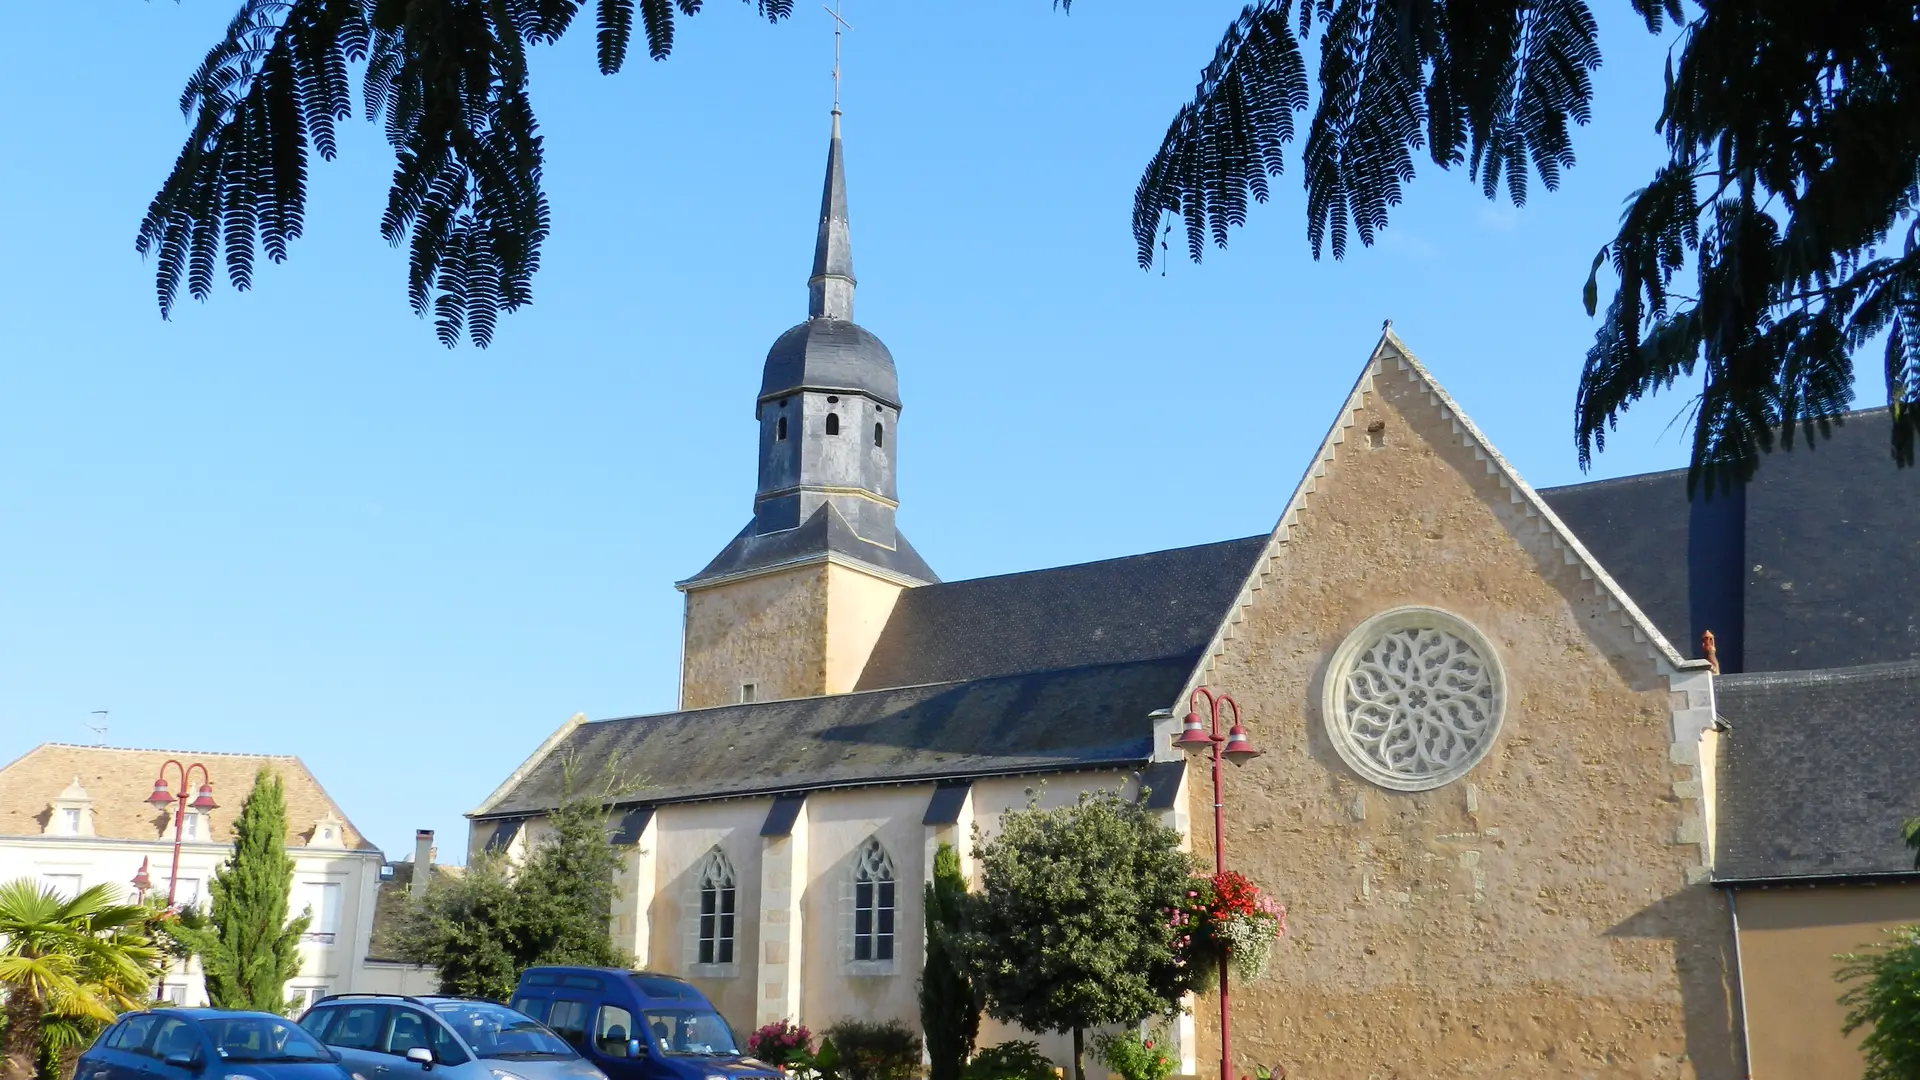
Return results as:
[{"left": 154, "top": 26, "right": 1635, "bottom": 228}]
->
[{"left": 809, "top": 111, "right": 854, "bottom": 321}]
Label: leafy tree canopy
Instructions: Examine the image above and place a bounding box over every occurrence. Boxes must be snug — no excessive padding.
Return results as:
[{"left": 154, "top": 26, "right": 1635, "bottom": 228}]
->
[
  {"left": 144, "top": 0, "right": 1920, "bottom": 487},
  {"left": 960, "top": 789, "right": 1195, "bottom": 1080},
  {"left": 171, "top": 766, "right": 310, "bottom": 1013},
  {"left": 397, "top": 792, "right": 627, "bottom": 1000}
]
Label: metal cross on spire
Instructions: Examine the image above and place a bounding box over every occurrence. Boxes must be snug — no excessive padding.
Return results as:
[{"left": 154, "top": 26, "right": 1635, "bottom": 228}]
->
[{"left": 823, "top": 0, "right": 852, "bottom": 116}]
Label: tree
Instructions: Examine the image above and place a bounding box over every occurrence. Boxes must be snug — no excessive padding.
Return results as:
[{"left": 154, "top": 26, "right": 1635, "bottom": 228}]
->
[
  {"left": 1839, "top": 924, "right": 1920, "bottom": 1080},
  {"left": 920, "top": 842, "right": 982, "bottom": 1080},
  {"left": 145, "top": 3, "right": 1917, "bottom": 487},
  {"left": 393, "top": 853, "right": 523, "bottom": 1001},
  {"left": 397, "top": 792, "right": 628, "bottom": 999},
  {"left": 961, "top": 790, "right": 1195, "bottom": 1080},
  {"left": 1135, "top": 0, "right": 1920, "bottom": 492},
  {"left": 173, "top": 766, "right": 310, "bottom": 1012},
  {"left": 0, "top": 880, "right": 159, "bottom": 1080}
]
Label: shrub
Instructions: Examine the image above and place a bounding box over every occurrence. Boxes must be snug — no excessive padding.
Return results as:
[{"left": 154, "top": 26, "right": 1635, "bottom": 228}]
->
[
  {"left": 963, "top": 1042, "right": 1057, "bottom": 1080},
  {"left": 1090, "top": 1028, "right": 1175, "bottom": 1080},
  {"left": 749, "top": 1020, "right": 814, "bottom": 1068},
  {"left": 824, "top": 1020, "right": 923, "bottom": 1080}
]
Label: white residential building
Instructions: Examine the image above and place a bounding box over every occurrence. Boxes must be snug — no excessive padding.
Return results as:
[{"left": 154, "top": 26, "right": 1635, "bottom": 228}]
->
[{"left": 0, "top": 743, "right": 435, "bottom": 1007}]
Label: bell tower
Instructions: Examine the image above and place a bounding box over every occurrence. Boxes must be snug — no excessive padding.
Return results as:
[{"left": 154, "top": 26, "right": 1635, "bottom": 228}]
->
[{"left": 675, "top": 111, "right": 936, "bottom": 710}]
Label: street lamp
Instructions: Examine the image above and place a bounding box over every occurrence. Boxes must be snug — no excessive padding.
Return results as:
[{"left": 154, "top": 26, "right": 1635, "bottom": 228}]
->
[
  {"left": 147, "top": 761, "right": 217, "bottom": 910},
  {"left": 148, "top": 760, "right": 216, "bottom": 1003},
  {"left": 1173, "top": 687, "right": 1260, "bottom": 1080},
  {"left": 131, "top": 857, "right": 153, "bottom": 902}
]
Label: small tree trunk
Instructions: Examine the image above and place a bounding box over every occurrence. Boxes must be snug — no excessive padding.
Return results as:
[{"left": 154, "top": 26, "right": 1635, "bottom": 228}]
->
[
  {"left": 1071, "top": 1027, "right": 1085, "bottom": 1080},
  {"left": 1, "top": 996, "right": 45, "bottom": 1080}
]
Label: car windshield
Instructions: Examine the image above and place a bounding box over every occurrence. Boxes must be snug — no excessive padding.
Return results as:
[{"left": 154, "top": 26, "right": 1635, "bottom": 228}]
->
[
  {"left": 429, "top": 1002, "right": 576, "bottom": 1061},
  {"left": 203, "top": 1016, "right": 333, "bottom": 1063},
  {"left": 643, "top": 1010, "right": 739, "bottom": 1057}
]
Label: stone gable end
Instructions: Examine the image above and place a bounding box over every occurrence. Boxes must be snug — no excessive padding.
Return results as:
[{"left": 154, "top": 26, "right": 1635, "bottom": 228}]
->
[{"left": 1190, "top": 338, "right": 1740, "bottom": 1079}]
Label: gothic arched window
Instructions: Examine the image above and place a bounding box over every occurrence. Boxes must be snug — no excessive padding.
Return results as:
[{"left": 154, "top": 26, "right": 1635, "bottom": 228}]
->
[
  {"left": 826, "top": 413, "right": 841, "bottom": 436},
  {"left": 852, "top": 838, "right": 895, "bottom": 962},
  {"left": 697, "top": 848, "right": 736, "bottom": 965},
  {"left": 873, "top": 422, "right": 884, "bottom": 448}
]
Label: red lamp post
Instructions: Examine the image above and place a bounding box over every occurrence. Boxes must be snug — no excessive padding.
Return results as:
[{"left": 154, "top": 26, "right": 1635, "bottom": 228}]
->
[
  {"left": 147, "top": 761, "right": 218, "bottom": 910},
  {"left": 147, "top": 761, "right": 215, "bottom": 1002},
  {"left": 1172, "top": 687, "right": 1260, "bottom": 1080},
  {"left": 131, "top": 857, "right": 153, "bottom": 902}
]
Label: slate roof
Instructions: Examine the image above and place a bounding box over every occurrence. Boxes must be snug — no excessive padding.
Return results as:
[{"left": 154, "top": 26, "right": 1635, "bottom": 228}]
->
[
  {"left": 477, "top": 656, "right": 1192, "bottom": 818},
  {"left": 854, "top": 535, "right": 1270, "bottom": 690},
  {"left": 760, "top": 320, "right": 898, "bottom": 409},
  {"left": 1741, "top": 407, "right": 1920, "bottom": 669},
  {"left": 1539, "top": 406, "right": 1920, "bottom": 673},
  {"left": 1538, "top": 470, "right": 1692, "bottom": 653},
  {"left": 1713, "top": 659, "right": 1920, "bottom": 883},
  {"left": 683, "top": 502, "right": 937, "bottom": 587}
]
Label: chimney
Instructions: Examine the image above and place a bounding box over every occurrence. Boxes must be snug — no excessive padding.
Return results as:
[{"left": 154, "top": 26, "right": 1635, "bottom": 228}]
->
[
  {"left": 1702, "top": 630, "right": 1720, "bottom": 675},
  {"left": 411, "top": 829, "right": 434, "bottom": 899}
]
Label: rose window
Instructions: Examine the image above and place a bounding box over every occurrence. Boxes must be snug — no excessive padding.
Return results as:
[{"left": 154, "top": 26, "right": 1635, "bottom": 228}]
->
[{"left": 1323, "top": 607, "right": 1506, "bottom": 791}]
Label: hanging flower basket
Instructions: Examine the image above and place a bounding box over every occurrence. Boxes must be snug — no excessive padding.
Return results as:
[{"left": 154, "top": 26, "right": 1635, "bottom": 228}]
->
[{"left": 1172, "top": 871, "right": 1287, "bottom": 983}]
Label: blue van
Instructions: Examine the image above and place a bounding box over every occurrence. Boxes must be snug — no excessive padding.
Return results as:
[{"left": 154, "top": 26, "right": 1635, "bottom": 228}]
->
[{"left": 507, "top": 968, "right": 780, "bottom": 1080}]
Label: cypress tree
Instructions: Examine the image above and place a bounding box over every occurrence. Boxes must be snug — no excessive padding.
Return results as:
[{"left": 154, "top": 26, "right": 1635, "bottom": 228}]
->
[
  {"left": 178, "top": 767, "right": 309, "bottom": 1012},
  {"left": 920, "top": 843, "right": 981, "bottom": 1080}
]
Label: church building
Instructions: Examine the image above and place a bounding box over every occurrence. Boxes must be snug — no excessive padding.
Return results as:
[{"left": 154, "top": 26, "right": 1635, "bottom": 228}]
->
[{"left": 471, "top": 111, "right": 1920, "bottom": 1080}]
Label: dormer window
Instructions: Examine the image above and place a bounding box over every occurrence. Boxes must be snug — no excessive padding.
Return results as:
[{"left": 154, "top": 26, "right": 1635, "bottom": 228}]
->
[
  {"left": 826, "top": 413, "right": 840, "bottom": 436},
  {"left": 45, "top": 777, "right": 93, "bottom": 838}
]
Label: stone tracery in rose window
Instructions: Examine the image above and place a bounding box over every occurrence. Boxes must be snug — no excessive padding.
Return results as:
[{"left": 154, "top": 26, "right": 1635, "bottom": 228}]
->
[{"left": 1324, "top": 607, "right": 1506, "bottom": 791}]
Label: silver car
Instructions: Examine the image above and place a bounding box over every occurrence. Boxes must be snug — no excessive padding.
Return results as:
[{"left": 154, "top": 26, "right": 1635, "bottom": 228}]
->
[{"left": 299, "top": 996, "right": 608, "bottom": 1080}]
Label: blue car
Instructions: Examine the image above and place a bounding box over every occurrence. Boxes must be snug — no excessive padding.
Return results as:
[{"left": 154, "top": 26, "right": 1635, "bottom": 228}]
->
[
  {"left": 75, "top": 1010, "right": 352, "bottom": 1080},
  {"left": 506, "top": 968, "right": 779, "bottom": 1080}
]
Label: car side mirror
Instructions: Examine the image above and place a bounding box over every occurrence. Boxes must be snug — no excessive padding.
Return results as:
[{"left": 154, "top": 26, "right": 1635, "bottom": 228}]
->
[
  {"left": 627, "top": 1040, "right": 642, "bottom": 1060},
  {"left": 405, "top": 1048, "right": 434, "bottom": 1070}
]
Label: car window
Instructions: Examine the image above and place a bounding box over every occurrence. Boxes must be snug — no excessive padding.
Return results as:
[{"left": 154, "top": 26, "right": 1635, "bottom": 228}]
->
[
  {"left": 545, "top": 1000, "right": 587, "bottom": 1051},
  {"left": 202, "top": 1016, "right": 333, "bottom": 1063},
  {"left": 387, "top": 1011, "right": 432, "bottom": 1057},
  {"left": 147, "top": 1018, "right": 202, "bottom": 1063},
  {"left": 508, "top": 997, "right": 548, "bottom": 1023},
  {"left": 109, "top": 1016, "right": 158, "bottom": 1052},
  {"left": 299, "top": 1008, "right": 338, "bottom": 1041},
  {"left": 428, "top": 1021, "right": 469, "bottom": 1067},
  {"left": 594, "top": 1006, "right": 636, "bottom": 1059},
  {"left": 326, "top": 1005, "right": 388, "bottom": 1051}
]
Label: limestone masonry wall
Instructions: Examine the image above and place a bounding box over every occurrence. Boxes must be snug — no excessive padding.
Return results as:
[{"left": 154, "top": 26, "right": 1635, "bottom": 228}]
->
[
  {"left": 1187, "top": 352, "right": 1739, "bottom": 1079},
  {"left": 681, "top": 565, "right": 829, "bottom": 708}
]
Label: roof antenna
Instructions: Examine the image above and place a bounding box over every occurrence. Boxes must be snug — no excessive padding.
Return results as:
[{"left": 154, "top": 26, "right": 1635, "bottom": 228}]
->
[{"left": 87, "top": 710, "right": 109, "bottom": 745}]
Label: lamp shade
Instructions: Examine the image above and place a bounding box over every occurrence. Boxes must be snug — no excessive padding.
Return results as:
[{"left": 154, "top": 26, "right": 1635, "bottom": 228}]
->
[
  {"left": 131, "top": 858, "right": 152, "bottom": 893},
  {"left": 147, "top": 779, "right": 173, "bottom": 808},
  {"left": 1172, "top": 712, "right": 1213, "bottom": 754},
  {"left": 190, "top": 783, "right": 218, "bottom": 812},
  {"left": 1222, "top": 722, "right": 1260, "bottom": 764}
]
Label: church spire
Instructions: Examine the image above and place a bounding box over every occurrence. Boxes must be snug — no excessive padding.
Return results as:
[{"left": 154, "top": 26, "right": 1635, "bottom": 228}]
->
[{"left": 808, "top": 112, "right": 855, "bottom": 321}]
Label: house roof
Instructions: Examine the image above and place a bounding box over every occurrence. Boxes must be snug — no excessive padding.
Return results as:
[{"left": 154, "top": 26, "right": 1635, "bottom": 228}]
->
[
  {"left": 0, "top": 744, "right": 376, "bottom": 851},
  {"left": 1712, "top": 659, "right": 1920, "bottom": 883},
  {"left": 853, "top": 535, "right": 1271, "bottom": 690},
  {"left": 475, "top": 656, "right": 1193, "bottom": 818},
  {"left": 364, "top": 861, "right": 460, "bottom": 963}
]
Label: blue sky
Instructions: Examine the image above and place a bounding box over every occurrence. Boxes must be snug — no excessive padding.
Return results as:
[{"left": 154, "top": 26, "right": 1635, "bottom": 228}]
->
[{"left": 0, "top": 2, "right": 1846, "bottom": 861}]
